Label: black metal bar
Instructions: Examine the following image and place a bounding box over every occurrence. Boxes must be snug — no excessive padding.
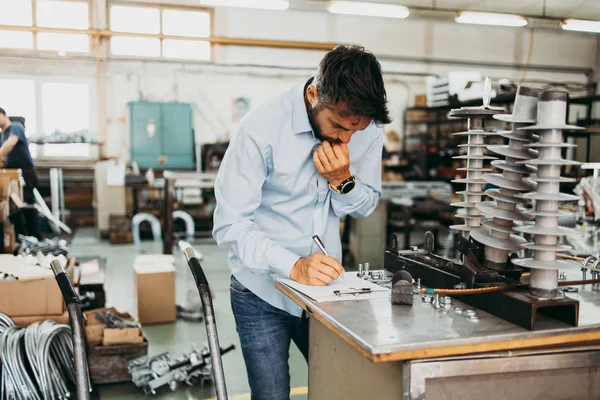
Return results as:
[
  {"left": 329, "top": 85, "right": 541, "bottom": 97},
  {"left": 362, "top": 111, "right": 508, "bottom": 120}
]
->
[
  {"left": 50, "top": 258, "right": 91, "bottom": 400},
  {"left": 181, "top": 242, "right": 228, "bottom": 400},
  {"left": 163, "top": 176, "right": 174, "bottom": 254}
]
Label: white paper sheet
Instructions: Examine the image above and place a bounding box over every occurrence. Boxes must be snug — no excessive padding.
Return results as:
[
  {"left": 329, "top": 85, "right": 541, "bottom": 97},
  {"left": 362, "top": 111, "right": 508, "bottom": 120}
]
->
[{"left": 277, "top": 274, "right": 390, "bottom": 303}]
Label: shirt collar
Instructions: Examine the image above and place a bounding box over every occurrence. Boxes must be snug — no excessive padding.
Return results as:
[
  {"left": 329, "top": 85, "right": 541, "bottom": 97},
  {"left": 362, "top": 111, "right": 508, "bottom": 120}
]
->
[{"left": 292, "top": 77, "right": 314, "bottom": 136}]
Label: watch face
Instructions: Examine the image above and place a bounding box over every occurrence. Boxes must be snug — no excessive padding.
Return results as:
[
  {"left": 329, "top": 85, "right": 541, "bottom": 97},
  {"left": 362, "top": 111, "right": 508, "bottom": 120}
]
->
[{"left": 341, "top": 180, "right": 356, "bottom": 194}]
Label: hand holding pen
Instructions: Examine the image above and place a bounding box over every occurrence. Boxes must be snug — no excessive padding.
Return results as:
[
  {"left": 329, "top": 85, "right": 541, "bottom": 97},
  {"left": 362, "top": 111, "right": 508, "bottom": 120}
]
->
[
  {"left": 312, "top": 235, "right": 345, "bottom": 281},
  {"left": 288, "top": 235, "right": 345, "bottom": 286}
]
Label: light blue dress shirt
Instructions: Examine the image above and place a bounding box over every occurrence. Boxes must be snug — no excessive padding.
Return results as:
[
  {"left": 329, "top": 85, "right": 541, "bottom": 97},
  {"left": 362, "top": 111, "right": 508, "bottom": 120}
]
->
[{"left": 213, "top": 79, "right": 383, "bottom": 317}]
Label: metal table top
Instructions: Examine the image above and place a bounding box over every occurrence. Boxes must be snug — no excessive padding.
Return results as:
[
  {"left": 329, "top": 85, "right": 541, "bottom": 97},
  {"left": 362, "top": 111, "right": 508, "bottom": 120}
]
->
[{"left": 277, "top": 268, "right": 600, "bottom": 362}]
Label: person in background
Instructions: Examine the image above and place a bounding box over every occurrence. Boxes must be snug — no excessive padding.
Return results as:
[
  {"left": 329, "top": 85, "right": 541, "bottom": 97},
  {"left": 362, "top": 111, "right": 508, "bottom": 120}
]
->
[
  {"left": 0, "top": 107, "right": 41, "bottom": 238},
  {"left": 213, "top": 45, "right": 391, "bottom": 399}
]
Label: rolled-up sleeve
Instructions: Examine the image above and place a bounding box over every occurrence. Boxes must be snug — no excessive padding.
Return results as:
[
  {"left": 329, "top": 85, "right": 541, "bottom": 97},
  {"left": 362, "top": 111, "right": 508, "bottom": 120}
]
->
[
  {"left": 330, "top": 128, "right": 383, "bottom": 219},
  {"left": 212, "top": 122, "right": 301, "bottom": 278}
]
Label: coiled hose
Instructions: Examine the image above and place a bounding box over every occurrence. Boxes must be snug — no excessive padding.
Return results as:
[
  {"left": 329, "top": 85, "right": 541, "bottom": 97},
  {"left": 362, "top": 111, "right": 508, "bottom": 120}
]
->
[{"left": 0, "top": 313, "right": 76, "bottom": 400}]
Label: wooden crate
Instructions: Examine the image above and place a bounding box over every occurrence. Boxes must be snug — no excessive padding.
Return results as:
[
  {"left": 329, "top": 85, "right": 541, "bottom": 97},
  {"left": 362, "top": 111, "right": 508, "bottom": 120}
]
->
[
  {"left": 88, "top": 340, "right": 148, "bottom": 385},
  {"left": 109, "top": 231, "right": 133, "bottom": 245},
  {"left": 109, "top": 214, "right": 131, "bottom": 232}
]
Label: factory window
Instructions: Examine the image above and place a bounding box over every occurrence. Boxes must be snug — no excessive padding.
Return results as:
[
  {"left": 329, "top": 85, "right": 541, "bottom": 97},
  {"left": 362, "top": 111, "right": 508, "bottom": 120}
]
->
[
  {"left": 108, "top": 3, "right": 212, "bottom": 60},
  {"left": 36, "top": 0, "right": 89, "bottom": 29},
  {"left": 41, "top": 82, "right": 89, "bottom": 135},
  {"left": 163, "top": 39, "right": 211, "bottom": 60},
  {"left": 37, "top": 33, "right": 90, "bottom": 53},
  {"left": 0, "top": 31, "right": 34, "bottom": 50},
  {"left": 110, "top": 5, "right": 160, "bottom": 34},
  {"left": 0, "top": 0, "right": 33, "bottom": 27},
  {"left": 162, "top": 9, "right": 211, "bottom": 38},
  {"left": 111, "top": 36, "right": 161, "bottom": 57},
  {"left": 0, "top": 79, "right": 37, "bottom": 136}
]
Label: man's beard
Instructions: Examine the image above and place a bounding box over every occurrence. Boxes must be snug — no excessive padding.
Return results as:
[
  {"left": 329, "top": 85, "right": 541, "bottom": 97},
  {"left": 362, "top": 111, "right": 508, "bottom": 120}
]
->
[
  {"left": 307, "top": 104, "right": 325, "bottom": 141},
  {"left": 307, "top": 105, "right": 341, "bottom": 144}
]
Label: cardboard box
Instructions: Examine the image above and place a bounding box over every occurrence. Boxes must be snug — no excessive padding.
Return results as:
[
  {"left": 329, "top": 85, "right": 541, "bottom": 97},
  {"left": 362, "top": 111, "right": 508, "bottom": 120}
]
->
[
  {"left": 0, "top": 169, "right": 21, "bottom": 200},
  {"left": 84, "top": 307, "right": 143, "bottom": 346},
  {"left": 414, "top": 94, "right": 427, "bottom": 107},
  {"left": 2, "top": 221, "right": 14, "bottom": 253},
  {"left": 11, "top": 312, "right": 70, "bottom": 328},
  {"left": 0, "top": 278, "right": 64, "bottom": 317},
  {"left": 134, "top": 262, "right": 176, "bottom": 324}
]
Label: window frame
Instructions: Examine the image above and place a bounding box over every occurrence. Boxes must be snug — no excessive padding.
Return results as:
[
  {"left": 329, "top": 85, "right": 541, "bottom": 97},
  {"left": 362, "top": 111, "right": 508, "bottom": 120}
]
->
[
  {"left": 0, "top": 0, "right": 92, "bottom": 54},
  {"left": 107, "top": 1, "right": 214, "bottom": 61}
]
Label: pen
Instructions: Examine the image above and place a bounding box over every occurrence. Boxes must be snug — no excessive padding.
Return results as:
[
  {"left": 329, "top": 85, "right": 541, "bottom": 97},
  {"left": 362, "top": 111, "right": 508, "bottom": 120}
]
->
[{"left": 312, "top": 235, "right": 345, "bottom": 280}]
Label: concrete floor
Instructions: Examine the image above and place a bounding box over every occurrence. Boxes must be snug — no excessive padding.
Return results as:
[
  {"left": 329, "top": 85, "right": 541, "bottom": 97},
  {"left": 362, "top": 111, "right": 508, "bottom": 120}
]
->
[{"left": 70, "top": 228, "right": 308, "bottom": 399}]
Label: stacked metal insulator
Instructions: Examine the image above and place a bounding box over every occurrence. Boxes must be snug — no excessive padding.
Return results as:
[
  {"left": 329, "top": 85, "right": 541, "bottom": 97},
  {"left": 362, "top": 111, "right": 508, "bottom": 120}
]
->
[
  {"left": 470, "top": 86, "right": 541, "bottom": 270},
  {"left": 512, "top": 91, "right": 582, "bottom": 299},
  {"left": 450, "top": 78, "right": 504, "bottom": 238}
]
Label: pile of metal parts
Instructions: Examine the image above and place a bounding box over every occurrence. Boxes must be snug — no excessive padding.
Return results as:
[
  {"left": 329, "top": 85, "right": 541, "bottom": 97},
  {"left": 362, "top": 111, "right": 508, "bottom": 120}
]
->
[
  {"left": 384, "top": 81, "right": 589, "bottom": 330},
  {"left": 128, "top": 344, "right": 235, "bottom": 395},
  {"left": 0, "top": 313, "right": 77, "bottom": 400},
  {"left": 18, "top": 235, "right": 70, "bottom": 256},
  {"left": 95, "top": 310, "right": 138, "bottom": 329}
]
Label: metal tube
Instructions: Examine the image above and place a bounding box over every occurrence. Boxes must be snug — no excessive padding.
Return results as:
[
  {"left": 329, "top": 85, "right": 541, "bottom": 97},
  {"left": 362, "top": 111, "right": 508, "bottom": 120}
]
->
[
  {"left": 182, "top": 243, "right": 228, "bottom": 400},
  {"left": 50, "top": 259, "right": 91, "bottom": 400}
]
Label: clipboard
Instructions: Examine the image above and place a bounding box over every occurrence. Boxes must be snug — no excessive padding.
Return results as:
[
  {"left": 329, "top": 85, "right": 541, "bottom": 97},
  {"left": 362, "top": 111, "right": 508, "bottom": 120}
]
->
[{"left": 276, "top": 274, "right": 390, "bottom": 303}]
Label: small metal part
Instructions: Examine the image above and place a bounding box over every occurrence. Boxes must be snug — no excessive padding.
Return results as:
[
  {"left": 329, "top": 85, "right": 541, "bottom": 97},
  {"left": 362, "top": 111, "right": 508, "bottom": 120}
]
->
[
  {"left": 453, "top": 282, "right": 467, "bottom": 290},
  {"left": 563, "top": 287, "right": 579, "bottom": 293},
  {"left": 468, "top": 315, "right": 480, "bottom": 321},
  {"left": 416, "top": 278, "right": 421, "bottom": 291},
  {"left": 558, "top": 271, "right": 567, "bottom": 281},
  {"left": 363, "top": 263, "right": 370, "bottom": 279},
  {"left": 410, "top": 246, "right": 419, "bottom": 251},
  {"left": 441, "top": 296, "right": 452, "bottom": 305},
  {"left": 424, "top": 231, "right": 435, "bottom": 253},
  {"left": 464, "top": 310, "right": 477, "bottom": 317},
  {"left": 357, "top": 264, "right": 363, "bottom": 277},
  {"left": 433, "top": 294, "right": 441, "bottom": 309},
  {"left": 422, "top": 295, "right": 433, "bottom": 303},
  {"left": 453, "top": 307, "right": 463, "bottom": 314}
]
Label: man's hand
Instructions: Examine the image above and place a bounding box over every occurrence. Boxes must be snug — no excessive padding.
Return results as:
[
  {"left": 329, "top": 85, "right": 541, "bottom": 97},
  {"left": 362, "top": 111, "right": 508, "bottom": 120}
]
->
[
  {"left": 290, "top": 253, "right": 345, "bottom": 286},
  {"left": 313, "top": 141, "right": 351, "bottom": 188}
]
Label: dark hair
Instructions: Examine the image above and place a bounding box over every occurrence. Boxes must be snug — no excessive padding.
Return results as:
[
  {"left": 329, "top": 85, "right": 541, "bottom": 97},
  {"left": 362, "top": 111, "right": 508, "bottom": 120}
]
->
[
  {"left": 314, "top": 45, "right": 391, "bottom": 125},
  {"left": 0, "top": 107, "right": 5, "bottom": 116}
]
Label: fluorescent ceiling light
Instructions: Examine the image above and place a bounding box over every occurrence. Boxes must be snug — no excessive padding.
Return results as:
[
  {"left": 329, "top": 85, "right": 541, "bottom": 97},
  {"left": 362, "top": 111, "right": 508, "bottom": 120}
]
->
[
  {"left": 455, "top": 11, "right": 527, "bottom": 27},
  {"left": 328, "top": 1, "right": 409, "bottom": 19},
  {"left": 200, "top": 0, "right": 289, "bottom": 10},
  {"left": 561, "top": 19, "right": 600, "bottom": 33}
]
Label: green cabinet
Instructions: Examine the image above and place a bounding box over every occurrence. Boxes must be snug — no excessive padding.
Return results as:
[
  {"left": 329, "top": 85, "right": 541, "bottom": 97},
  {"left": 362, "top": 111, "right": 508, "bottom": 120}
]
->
[{"left": 129, "top": 101, "right": 195, "bottom": 169}]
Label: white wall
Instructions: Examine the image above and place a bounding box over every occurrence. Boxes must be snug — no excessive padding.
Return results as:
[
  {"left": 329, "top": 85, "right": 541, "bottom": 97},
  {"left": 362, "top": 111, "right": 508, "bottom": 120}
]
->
[{"left": 0, "top": 5, "right": 597, "bottom": 160}]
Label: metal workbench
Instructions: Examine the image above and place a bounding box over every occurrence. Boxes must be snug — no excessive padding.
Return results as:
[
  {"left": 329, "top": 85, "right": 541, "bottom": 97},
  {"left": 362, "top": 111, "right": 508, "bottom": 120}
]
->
[{"left": 276, "top": 269, "right": 600, "bottom": 400}]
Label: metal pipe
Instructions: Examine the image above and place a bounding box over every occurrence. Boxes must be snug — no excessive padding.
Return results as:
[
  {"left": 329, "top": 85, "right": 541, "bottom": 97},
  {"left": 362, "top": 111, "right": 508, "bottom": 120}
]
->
[
  {"left": 50, "top": 259, "right": 91, "bottom": 400},
  {"left": 181, "top": 242, "right": 228, "bottom": 400}
]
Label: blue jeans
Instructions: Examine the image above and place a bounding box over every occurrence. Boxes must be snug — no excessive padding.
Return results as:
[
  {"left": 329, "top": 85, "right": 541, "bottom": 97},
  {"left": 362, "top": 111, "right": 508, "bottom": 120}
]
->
[{"left": 230, "top": 275, "right": 309, "bottom": 400}]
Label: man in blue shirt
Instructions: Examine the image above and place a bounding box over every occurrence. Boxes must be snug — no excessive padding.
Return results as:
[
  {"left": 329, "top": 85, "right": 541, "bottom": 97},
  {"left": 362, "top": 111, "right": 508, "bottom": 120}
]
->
[
  {"left": 0, "top": 107, "right": 41, "bottom": 238},
  {"left": 213, "top": 45, "right": 391, "bottom": 399}
]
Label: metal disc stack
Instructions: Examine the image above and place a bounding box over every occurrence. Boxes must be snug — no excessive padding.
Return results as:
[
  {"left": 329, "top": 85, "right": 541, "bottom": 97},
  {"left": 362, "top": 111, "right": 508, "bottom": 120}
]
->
[
  {"left": 470, "top": 86, "right": 541, "bottom": 270},
  {"left": 450, "top": 78, "right": 505, "bottom": 238},
  {"left": 512, "top": 91, "right": 582, "bottom": 299}
]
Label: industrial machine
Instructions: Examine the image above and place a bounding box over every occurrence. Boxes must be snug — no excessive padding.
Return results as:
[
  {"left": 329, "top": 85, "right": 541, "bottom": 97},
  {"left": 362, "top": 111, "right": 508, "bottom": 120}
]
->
[{"left": 385, "top": 82, "right": 593, "bottom": 330}]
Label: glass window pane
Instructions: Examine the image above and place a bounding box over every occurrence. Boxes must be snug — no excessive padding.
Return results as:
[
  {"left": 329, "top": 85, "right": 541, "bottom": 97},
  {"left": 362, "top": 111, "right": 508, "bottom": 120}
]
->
[
  {"left": 41, "top": 83, "right": 89, "bottom": 134},
  {"left": 37, "top": 33, "right": 89, "bottom": 53},
  {"left": 0, "top": 79, "right": 36, "bottom": 135},
  {"left": 36, "top": 0, "right": 88, "bottom": 29},
  {"left": 162, "top": 9, "right": 210, "bottom": 38},
  {"left": 0, "top": 31, "right": 34, "bottom": 49},
  {"left": 110, "top": 5, "right": 159, "bottom": 34},
  {"left": 0, "top": 0, "right": 32, "bottom": 26},
  {"left": 42, "top": 143, "right": 90, "bottom": 158},
  {"left": 163, "top": 39, "right": 211, "bottom": 60},
  {"left": 111, "top": 37, "right": 160, "bottom": 57}
]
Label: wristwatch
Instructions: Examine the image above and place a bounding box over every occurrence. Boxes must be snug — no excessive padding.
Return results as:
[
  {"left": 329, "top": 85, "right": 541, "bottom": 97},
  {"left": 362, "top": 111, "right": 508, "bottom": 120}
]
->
[{"left": 329, "top": 176, "right": 356, "bottom": 194}]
